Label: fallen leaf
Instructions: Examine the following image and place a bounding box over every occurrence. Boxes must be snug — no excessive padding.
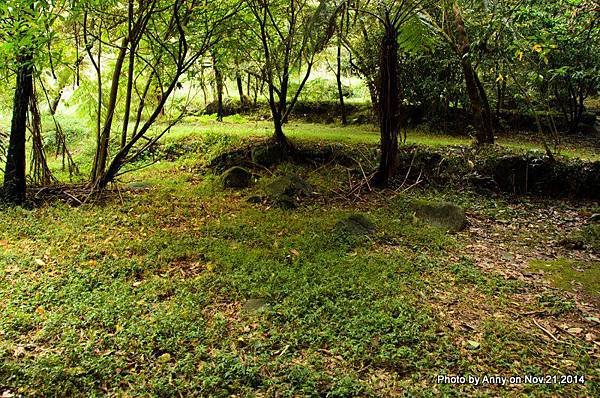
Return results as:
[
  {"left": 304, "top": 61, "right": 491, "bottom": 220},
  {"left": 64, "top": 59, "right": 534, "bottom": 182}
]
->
[
  {"left": 466, "top": 340, "right": 480, "bottom": 350},
  {"left": 12, "top": 346, "right": 25, "bottom": 358},
  {"left": 35, "top": 259, "right": 46, "bottom": 266},
  {"left": 585, "top": 333, "right": 596, "bottom": 342},
  {"left": 158, "top": 353, "right": 171, "bottom": 363}
]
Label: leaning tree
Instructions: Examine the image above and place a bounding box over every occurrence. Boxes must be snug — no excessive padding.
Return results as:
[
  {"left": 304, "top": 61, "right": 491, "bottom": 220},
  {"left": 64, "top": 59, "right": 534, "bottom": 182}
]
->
[{"left": 75, "top": 0, "right": 242, "bottom": 190}]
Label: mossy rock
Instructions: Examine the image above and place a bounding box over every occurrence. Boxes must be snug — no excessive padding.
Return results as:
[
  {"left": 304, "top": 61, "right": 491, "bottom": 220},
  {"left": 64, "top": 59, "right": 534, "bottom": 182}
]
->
[
  {"left": 334, "top": 214, "right": 376, "bottom": 236},
  {"left": 265, "top": 175, "right": 312, "bottom": 198},
  {"left": 221, "top": 166, "right": 252, "bottom": 189},
  {"left": 412, "top": 201, "right": 467, "bottom": 233},
  {"left": 264, "top": 175, "right": 312, "bottom": 210},
  {"left": 273, "top": 194, "right": 297, "bottom": 210},
  {"left": 251, "top": 145, "right": 285, "bottom": 167}
]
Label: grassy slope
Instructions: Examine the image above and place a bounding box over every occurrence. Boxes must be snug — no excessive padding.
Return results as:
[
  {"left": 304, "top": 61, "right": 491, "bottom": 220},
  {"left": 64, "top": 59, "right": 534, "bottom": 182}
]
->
[{"left": 0, "top": 122, "right": 598, "bottom": 396}]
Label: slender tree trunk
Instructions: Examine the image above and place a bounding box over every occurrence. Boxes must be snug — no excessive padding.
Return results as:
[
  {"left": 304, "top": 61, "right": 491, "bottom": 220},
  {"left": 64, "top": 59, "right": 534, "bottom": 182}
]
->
[
  {"left": 474, "top": 72, "right": 494, "bottom": 139},
  {"left": 273, "top": 112, "right": 286, "bottom": 145},
  {"left": 374, "top": 18, "right": 400, "bottom": 186},
  {"left": 454, "top": 6, "right": 494, "bottom": 145},
  {"left": 246, "top": 72, "right": 251, "bottom": 97},
  {"left": 200, "top": 68, "right": 208, "bottom": 105},
  {"left": 91, "top": 38, "right": 128, "bottom": 182},
  {"left": 121, "top": 0, "right": 137, "bottom": 148},
  {"left": 96, "top": 76, "right": 181, "bottom": 189},
  {"left": 29, "top": 87, "right": 55, "bottom": 186},
  {"left": 50, "top": 90, "right": 63, "bottom": 115},
  {"left": 4, "top": 52, "right": 33, "bottom": 204},
  {"left": 121, "top": 41, "right": 136, "bottom": 148},
  {"left": 236, "top": 69, "right": 246, "bottom": 108},
  {"left": 212, "top": 54, "right": 224, "bottom": 122},
  {"left": 336, "top": 33, "right": 347, "bottom": 125}
]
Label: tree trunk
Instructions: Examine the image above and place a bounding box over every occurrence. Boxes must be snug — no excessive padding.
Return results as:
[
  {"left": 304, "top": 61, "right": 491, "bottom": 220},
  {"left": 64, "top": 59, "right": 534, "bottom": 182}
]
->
[
  {"left": 246, "top": 72, "right": 251, "bottom": 97},
  {"left": 236, "top": 70, "right": 246, "bottom": 108},
  {"left": 454, "top": 6, "right": 494, "bottom": 145},
  {"left": 50, "top": 89, "right": 62, "bottom": 115},
  {"left": 374, "top": 19, "right": 401, "bottom": 187},
  {"left": 91, "top": 38, "right": 128, "bottom": 182},
  {"left": 336, "top": 34, "right": 348, "bottom": 125},
  {"left": 4, "top": 52, "right": 33, "bottom": 204},
  {"left": 213, "top": 54, "right": 224, "bottom": 122},
  {"left": 121, "top": 41, "right": 136, "bottom": 148},
  {"left": 273, "top": 111, "right": 289, "bottom": 147}
]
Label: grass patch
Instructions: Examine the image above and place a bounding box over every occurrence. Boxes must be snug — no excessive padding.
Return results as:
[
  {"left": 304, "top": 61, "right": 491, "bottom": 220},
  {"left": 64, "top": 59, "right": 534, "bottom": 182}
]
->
[{"left": 529, "top": 258, "right": 600, "bottom": 298}]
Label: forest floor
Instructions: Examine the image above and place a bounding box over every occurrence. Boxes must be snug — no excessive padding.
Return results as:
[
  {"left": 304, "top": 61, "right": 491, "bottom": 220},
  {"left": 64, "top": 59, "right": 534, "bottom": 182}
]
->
[{"left": 0, "top": 120, "right": 599, "bottom": 396}]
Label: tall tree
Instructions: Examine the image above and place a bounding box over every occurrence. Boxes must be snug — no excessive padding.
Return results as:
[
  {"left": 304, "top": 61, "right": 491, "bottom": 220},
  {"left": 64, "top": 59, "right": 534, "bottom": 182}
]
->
[
  {"left": 347, "top": 0, "right": 428, "bottom": 186},
  {"left": 0, "top": 0, "right": 59, "bottom": 204},
  {"left": 420, "top": 0, "right": 495, "bottom": 145},
  {"left": 452, "top": 4, "right": 494, "bottom": 144}
]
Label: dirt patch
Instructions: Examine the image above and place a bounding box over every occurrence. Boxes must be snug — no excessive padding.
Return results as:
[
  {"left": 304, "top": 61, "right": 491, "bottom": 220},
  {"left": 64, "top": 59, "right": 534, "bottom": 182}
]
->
[{"left": 452, "top": 198, "right": 600, "bottom": 353}]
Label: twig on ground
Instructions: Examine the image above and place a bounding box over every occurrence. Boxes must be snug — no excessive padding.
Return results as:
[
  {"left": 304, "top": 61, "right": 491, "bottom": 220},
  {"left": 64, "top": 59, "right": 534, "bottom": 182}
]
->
[
  {"left": 398, "top": 148, "right": 417, "bottom": 190},
  {"left": 357, "top": 161, "right": 372, "bottom": 192},
  {"left": 533, "top": 318, "right": 560, "bottom": 342}
]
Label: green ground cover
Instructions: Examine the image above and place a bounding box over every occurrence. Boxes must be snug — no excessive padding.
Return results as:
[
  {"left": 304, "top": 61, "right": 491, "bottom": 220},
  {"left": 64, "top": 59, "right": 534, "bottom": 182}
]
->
[{"left": 1, "top": 122, "right": 598, "bottom": 396}]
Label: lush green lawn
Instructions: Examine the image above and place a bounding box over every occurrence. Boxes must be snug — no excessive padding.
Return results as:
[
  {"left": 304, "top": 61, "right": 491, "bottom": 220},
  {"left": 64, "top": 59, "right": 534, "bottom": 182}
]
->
[
  {"left": 1, "top": 128, "right": 598, "bottom": 396},
  {"left": 165, "top": 116, "right": 600, "bottom": 161}
]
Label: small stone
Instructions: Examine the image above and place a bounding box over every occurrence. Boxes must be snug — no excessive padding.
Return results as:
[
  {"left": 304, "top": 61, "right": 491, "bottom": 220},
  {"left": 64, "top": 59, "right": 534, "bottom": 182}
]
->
[
  {"left": 558, "top": 237, "right": 585, "bottom": 250},
  {"left": 500, "top": 251, "right": 515, "bottom": 261},
  {"left": 273, "top": 194, "right": 297, "bottom": 210},
  {"left": 466, "top": 340, "right": 480, "bottom": 350},
  {"left": 246, "top": 195, "right": 263, "bottom": 204},
  {"left": 158, "top": 353, "right": 172, "bottom": 363},
  {"left": 126, "top": 181, "right": 153, "bottom": 191}
]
